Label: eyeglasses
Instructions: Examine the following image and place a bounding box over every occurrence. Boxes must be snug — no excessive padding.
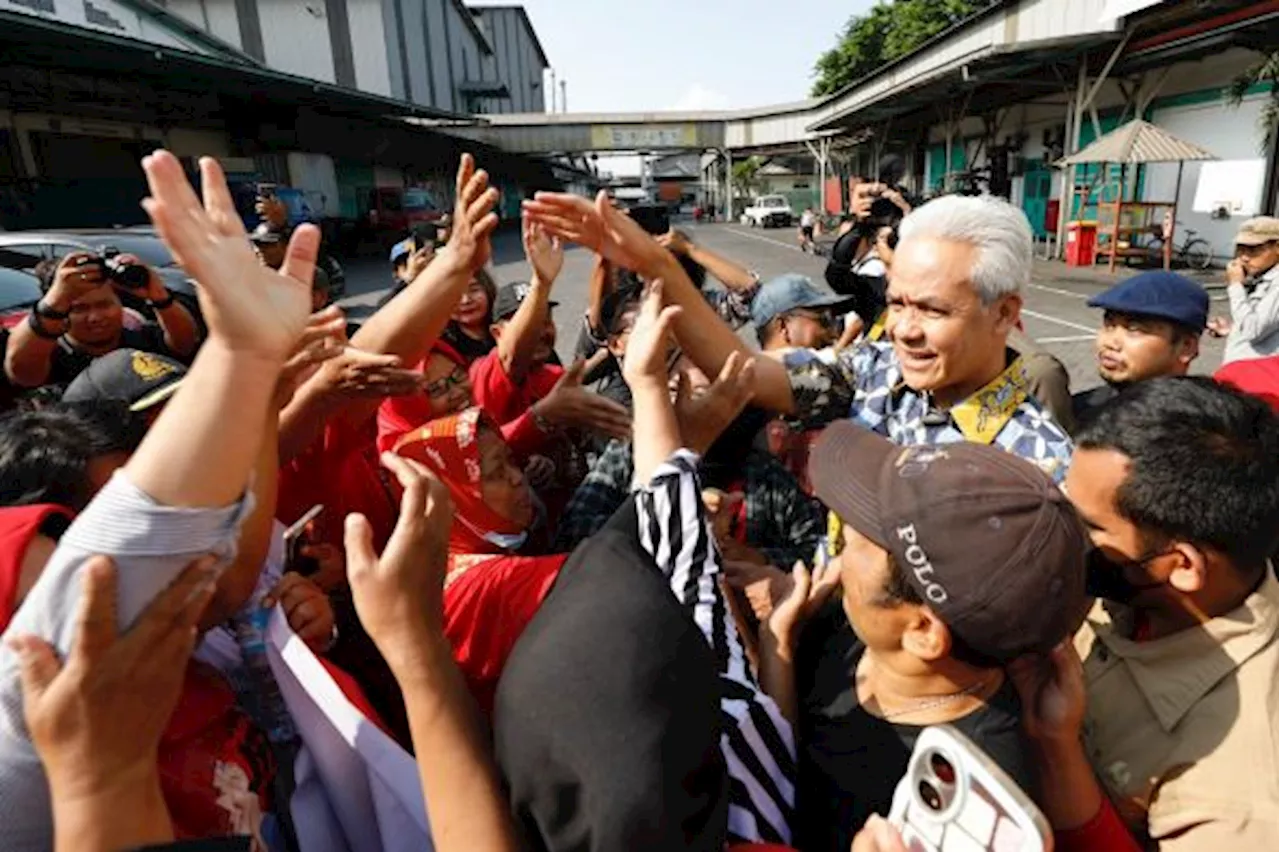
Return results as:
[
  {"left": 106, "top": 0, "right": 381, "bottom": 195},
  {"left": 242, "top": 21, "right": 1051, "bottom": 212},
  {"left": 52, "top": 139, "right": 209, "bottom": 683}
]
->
[{"left": 425, "top": 368, "right": 467, "bottom": 398}]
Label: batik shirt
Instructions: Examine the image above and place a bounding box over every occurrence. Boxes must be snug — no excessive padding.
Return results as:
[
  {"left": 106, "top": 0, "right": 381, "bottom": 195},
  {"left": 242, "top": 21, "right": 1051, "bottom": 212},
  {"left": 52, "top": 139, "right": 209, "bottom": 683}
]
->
[{"left": 783, "top": 340, "right": 1073, "bottom": 482}]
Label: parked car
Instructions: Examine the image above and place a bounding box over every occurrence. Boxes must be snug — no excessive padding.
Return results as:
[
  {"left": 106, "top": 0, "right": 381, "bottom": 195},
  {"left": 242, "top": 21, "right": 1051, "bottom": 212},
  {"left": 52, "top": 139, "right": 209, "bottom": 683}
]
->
[
  {"left": 0, "top": 266, "right": 42, "bottom": 330},
  {"left": 742, "top": 195, "right": 794, "bottom": 228}
]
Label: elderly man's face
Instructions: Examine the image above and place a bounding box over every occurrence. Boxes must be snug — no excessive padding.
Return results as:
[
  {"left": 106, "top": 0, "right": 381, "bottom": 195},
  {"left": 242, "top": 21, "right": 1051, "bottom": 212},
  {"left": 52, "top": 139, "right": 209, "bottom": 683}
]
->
[
  {"left": 1237, "top": 241, "right": 1279, "bottom": 278},
  {"left": 884, "top": 235, "right": 1020, "bottom": 404}
]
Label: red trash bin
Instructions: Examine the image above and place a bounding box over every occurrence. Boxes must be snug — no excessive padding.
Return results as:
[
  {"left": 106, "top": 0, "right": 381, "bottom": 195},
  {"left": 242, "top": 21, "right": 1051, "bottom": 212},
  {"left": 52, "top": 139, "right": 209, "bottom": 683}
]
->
[{"left": 1065, "top": 221, "right": 1098, "bottom": 267}]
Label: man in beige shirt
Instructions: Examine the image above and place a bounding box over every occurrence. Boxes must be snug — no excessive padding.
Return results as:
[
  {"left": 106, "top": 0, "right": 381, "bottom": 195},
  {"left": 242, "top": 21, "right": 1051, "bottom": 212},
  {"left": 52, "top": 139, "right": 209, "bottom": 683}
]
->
[{"left": 1012, "top": 376, "right": 1277, "bottom": 850}]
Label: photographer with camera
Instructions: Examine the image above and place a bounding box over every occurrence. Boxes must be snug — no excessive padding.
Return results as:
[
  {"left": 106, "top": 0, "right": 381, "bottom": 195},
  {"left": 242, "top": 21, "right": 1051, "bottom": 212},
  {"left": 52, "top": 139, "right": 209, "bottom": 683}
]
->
[
  {"left": 4, "top": 250, "right": 198, "bottom": 389},
  {"left": 825, "top": 176, "right": 910, "bottom": 350}
]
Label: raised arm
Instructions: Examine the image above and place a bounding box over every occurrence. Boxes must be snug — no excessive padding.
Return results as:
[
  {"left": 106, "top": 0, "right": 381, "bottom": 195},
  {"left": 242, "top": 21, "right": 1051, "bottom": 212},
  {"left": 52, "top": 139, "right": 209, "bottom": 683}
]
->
[
  {"left": 0, "top": 151, "right": 318, "bottom": 850},
  {"left": 585, "top": 253, "right": 614, "bottom": 337},
  {"left": 496, "top": 216, "right": 562, "bottom": 384},
  {"left": 345, "top": 454, "right": 518, "bottom": 852},
  {"left": 4, "top": 253, "right": 103, "bottom": 388},
  {"left": 351, "top": 154, "right": 499, "bottom": 366},
  {"left": 523, "top": 191, "right": 796, "bottom": 413},
  {"left": 660, "top": 229, "right": 758, "bottom": 292},
  {"left": 621, "top": 281, "right": 797, "bottom": 846}
]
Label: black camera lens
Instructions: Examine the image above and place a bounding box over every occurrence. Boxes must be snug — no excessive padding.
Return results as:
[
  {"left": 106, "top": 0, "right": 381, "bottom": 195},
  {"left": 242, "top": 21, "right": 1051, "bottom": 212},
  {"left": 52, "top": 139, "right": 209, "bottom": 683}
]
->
[
  {"left": 929, "top": 751, "right": 956, "bottom": 786},
  {"left": 918, "top": 780, "right": 943, "bottom": 812}
]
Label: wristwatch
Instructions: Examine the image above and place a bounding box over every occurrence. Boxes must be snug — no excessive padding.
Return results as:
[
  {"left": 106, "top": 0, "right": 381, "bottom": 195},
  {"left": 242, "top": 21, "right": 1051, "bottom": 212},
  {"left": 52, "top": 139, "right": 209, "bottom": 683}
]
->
[
  {"left": 27, "top": 310, "right": 62, "bottom": 340},
  {"left": 34, "top": 299, "right": 69, "bottom": 321},
  {"left": 147, "top": 291, "right": 176, "bottom": 310}
]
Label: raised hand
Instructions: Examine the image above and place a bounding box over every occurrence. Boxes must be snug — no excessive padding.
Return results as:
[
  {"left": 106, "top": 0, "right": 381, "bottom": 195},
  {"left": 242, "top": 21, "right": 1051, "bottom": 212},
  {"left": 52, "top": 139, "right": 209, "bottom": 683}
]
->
[
  {"left": 317, "top": 348, "right": 427, "bottom": 400},
  {"left": 344, "top": 452, "right": 453, "bottom": 676},
  {"left": 522, "top": 214, "right": 564, "bottom": 285},
  {"left": 9, "top": 555, "right": 216, "bottom": 801},
  {"left": 621, "top": 279, "right": 682, "bottom": 388},
  {"left": 274, "top": 305, "right": 350, "bottom": 408},
  {"left": 436, "top": 154, "right": 500, "bottom": 276},
  {"left": 523, "top": 190, "right": 669, "bottom": 277},
  {"left": 43, "top": 252, "right": 108, "bottom": 310},
  {"left": 673, "top": 351, "right": 755, "bottom": 454},
  {"left": 766, "top": 558, "right": 841, "bottom": 658},
  {"left": 532, "top": 359, "right": 632, "bottom": 439},
  {"left": 140, "top": 151, "right": 316, "bottom": 361}
]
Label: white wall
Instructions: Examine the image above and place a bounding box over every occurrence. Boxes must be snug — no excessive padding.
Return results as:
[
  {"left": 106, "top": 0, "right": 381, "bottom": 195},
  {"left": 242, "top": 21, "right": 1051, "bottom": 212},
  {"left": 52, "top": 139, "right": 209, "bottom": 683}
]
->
[
  {"left": 1144, "top": 94, "right": 1269, "bottom": 261},
  {"left": 348, "top": 0, "right": 392, "bottom": 96},
  {"left": 256, "top": 0, "right": 336, "bottom": 83},
  {"left": 165, "top": 0, "right": 242, "bottom": 49}
]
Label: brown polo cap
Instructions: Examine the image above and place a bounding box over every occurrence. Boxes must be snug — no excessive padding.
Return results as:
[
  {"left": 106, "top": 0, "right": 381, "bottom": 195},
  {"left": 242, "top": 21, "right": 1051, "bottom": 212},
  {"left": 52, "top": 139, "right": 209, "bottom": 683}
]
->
[
  {"left": 1235, "top": 216, "right": 1279, "bottom": 247},
  {"left": 809, "top": 422, "right": 1089, "bottom": 662}
]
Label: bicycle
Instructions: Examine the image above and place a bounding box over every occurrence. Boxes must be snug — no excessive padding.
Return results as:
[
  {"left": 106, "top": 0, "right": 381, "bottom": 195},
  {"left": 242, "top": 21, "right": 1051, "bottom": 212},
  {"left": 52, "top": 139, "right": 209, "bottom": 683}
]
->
[{"left": 1143, "top": 224, "right": 1214, "bottom": 271}]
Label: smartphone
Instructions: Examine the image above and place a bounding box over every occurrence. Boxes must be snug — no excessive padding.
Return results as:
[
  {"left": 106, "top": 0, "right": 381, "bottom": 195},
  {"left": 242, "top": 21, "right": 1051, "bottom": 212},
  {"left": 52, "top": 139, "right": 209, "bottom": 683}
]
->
[
  {"left": 629, "top": 204, "right": 670, "bottom": 236},
  {"left": 283, "top": 504, "right": 323, "bottom": 576},
  {"left": 888, "top": 725, "right": 1050, "bottom": 852},
  {"left": 257, "top": 182, "right": 278, "bottom": 201}
]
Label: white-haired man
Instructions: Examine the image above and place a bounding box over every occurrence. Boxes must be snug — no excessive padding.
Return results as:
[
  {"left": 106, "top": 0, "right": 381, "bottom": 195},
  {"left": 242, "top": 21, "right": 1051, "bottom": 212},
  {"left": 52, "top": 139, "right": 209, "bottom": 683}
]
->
[{"left": 654, "top": 194, "right": 1074, "bottom": 480}]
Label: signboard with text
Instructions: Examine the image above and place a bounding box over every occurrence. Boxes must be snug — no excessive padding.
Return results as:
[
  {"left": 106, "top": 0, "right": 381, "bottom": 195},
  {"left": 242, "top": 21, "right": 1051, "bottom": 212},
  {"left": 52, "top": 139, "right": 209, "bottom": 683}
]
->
[{"left": 590, "top": 125, "right": 699, "bottom": 150}]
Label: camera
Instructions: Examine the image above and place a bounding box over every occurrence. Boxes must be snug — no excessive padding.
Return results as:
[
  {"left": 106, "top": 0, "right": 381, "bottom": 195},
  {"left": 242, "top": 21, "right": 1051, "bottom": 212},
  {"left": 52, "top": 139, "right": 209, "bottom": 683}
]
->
[
  {"left": 628, "top": 204, "right": 670, "bottom": 236},
  {"left": 77, "top": 247, "right": 150, "bottom": 290}
]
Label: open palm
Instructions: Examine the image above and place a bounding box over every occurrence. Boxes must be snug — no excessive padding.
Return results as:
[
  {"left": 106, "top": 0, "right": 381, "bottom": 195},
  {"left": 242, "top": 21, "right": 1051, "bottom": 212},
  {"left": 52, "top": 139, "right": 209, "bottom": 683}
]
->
[
  {"left": 141, "top": 151, "right": 315, "bottom": 360},
  {"left": 522, "top": 214, "right": 564, "bottom": 284},
  {"left": 622, "top": 280, "right": 682, "bottom": 386}
]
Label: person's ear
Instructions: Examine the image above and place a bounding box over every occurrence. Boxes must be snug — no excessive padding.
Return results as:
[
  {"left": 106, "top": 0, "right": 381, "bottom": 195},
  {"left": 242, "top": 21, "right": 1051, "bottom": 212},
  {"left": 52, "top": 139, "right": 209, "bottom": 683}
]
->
[
  {"left": 901, "top": 606, "right": 949, "bottom": 662},
  {"left": 606, "top": 335, "right": 626, "bottom": 359},
  {"left": 490, "top": 322, "right": 504, "bottom": 341},
  {"left": 992, "top": 293, "right": 1022, "bottom": 335},
  {"left": 1166, "top": 542, "right": 1208, "bottom": 594},
  {"left": 1177, "top": 333, "right": 1200, "bottom": 367}
]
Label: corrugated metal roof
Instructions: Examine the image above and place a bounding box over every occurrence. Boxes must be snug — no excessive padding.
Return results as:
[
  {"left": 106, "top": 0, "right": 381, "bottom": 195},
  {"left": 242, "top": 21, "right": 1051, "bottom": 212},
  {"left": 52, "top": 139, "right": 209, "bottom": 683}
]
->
[{"left": 1058, "top": 119, "right": 1218, "bottom": 165}]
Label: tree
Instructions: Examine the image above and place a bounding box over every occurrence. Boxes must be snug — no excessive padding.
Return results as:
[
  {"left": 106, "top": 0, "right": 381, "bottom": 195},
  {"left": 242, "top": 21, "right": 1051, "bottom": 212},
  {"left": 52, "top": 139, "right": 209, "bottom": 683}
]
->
[
  {"left": 811, "top": 0, "right": 989, "bottom": 97},
  {"left": 732, "top": 157, "right": 765, "bottom": 197},
  {"left": 1227, "top": 49, "right": 1277, "bottom": 156}
]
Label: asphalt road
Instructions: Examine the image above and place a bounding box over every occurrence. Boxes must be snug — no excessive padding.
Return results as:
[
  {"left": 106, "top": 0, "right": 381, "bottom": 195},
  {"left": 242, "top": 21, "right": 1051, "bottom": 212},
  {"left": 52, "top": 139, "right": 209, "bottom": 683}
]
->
[{"left": 339, "top": 221, "right": 1228, "bottom": 393}]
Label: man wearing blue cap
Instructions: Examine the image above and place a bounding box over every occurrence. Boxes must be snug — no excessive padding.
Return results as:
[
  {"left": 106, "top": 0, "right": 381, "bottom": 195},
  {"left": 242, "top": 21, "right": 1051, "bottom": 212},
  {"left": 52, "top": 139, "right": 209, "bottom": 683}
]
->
[
  {"left": 377, "top": 226, "right": 437, "bottom": 309},
  {"left": 1071, "top": 270, "right": 1206, "bottom": 428},
  {"left": 752, "top": 273, "right": 856, "bottom": 353}
]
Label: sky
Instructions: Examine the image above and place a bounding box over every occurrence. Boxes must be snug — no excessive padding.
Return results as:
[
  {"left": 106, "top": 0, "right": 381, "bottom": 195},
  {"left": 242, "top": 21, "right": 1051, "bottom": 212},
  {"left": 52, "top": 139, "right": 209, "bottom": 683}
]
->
[{"left": 469, "top": 0, "right": 874, "bottom": 174}]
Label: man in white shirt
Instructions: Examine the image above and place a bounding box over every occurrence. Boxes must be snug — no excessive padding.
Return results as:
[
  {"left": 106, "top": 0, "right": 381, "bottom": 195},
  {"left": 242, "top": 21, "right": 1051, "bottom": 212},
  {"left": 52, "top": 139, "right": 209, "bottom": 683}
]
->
[{"left": 1209, "top": 216, "right": 1278, "bottom": 363}]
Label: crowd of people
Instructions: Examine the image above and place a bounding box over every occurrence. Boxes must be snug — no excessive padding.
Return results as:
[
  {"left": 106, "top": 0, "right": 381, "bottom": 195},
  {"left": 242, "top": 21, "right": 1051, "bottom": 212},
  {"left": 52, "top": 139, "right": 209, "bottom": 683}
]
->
[{"left": 0, "top": 146, "right": 1275, "bottom": 852}]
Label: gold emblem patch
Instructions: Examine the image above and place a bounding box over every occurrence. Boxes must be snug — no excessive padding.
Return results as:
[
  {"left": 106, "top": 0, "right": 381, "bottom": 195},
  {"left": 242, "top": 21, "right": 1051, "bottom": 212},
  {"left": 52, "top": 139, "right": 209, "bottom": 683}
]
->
[{"left": 131, "top": 351, "right": 176, "bottom": 381}]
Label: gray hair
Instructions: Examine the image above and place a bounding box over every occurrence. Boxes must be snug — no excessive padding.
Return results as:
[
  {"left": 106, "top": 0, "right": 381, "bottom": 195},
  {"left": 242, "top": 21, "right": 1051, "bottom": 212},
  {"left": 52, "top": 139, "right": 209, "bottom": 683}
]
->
[{"left": 897, "top": 195, "right": 1033, "bottom": 303}]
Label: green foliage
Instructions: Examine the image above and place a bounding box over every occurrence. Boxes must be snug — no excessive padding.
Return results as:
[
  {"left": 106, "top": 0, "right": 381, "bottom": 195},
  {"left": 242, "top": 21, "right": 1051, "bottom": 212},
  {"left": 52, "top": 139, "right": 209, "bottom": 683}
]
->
[
  {"left": 731, "top": 156, "right": 765, "bottom": 196},
  {"left": 811, "top": 0, "right": 990, "bottom": 97},
  {"left": 1226, "top": 50, "right": 1278, "bottom": 155}
]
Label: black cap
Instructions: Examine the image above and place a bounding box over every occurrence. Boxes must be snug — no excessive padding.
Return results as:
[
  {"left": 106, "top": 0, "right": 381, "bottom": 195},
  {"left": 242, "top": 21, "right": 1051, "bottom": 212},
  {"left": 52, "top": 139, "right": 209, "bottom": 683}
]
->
[
  {"left": 62, "top": 349, "right": 187, "bottom": 412},
  {"left": 810, "top": 422, "right": 1090, "bottom": 662},
  {"left": 492, "top": 281, "right": 559, "bottom": 322}
]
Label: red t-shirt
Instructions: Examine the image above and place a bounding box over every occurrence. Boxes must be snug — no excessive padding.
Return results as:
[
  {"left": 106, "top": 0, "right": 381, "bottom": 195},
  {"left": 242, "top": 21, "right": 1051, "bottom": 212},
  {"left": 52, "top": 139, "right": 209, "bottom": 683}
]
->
[
  {"left": 468, "top": 350, "right": 563, "bottom": 428},
  {"left": 161, "top": 662, "right": 278, "bottom": 845},
  {"left": 278, "top": 418, "right": 397, "bottom": 554},
  {"left": 444, "top": 552, "right": 564, "bottom": 718}
]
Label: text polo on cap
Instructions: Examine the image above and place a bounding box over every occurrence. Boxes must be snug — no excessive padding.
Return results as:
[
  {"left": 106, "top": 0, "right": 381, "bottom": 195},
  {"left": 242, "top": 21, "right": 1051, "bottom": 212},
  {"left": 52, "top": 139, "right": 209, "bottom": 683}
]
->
[{"left": 895, "top": 524, "right": 948, "bottom": 604}]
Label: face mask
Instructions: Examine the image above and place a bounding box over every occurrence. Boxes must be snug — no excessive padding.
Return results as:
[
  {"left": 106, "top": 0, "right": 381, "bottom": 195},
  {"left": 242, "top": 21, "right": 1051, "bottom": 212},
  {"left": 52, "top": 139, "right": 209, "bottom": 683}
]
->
[
  {"left": 1085, "top": 548, "right": 1168, "bottom": 604},
  {"left": 483, "top": 529, "right": 529, "bottom": 551}
]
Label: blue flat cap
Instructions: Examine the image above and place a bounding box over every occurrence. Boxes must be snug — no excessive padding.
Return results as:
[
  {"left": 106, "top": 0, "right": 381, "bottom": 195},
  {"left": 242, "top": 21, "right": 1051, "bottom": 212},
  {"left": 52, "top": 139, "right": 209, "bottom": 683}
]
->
[
  {"left": 751, "top": 273, "right": 855, "bottom": 329},
  {"left": 389, "top": 237, "right": 415, "bottom": 264},
  {"left": 1086, "top": 271, "right": 1208, "bottom": 332}
]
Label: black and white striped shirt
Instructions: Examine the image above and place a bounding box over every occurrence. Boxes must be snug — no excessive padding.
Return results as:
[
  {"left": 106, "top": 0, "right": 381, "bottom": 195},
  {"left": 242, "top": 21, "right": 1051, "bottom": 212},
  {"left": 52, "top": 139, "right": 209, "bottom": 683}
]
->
[{"left": 634, "top": 450, "right": 797, "bottom": 846}]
